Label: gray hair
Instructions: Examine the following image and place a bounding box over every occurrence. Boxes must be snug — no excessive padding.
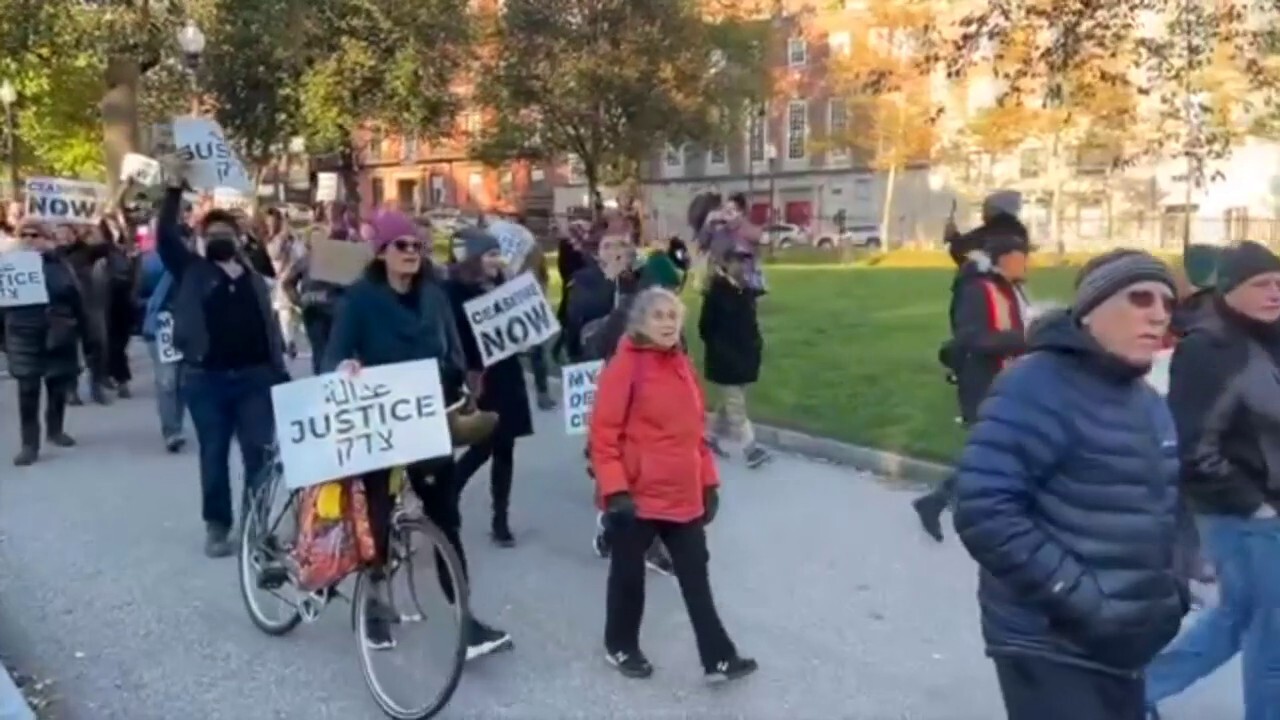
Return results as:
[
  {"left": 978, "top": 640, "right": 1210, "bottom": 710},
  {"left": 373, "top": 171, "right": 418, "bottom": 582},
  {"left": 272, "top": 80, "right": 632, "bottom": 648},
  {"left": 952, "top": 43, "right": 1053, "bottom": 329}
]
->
[{"left": 626, "top": 286, "right": 684, "bottom": 339}]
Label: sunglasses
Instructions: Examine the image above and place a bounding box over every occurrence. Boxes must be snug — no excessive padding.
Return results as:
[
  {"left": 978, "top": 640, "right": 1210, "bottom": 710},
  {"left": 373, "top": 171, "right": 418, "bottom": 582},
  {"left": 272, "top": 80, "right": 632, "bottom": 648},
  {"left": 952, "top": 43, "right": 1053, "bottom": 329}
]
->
[
  {"left": 1126, "top": 288, "right": 1174, "bottom": 313},
  {"left": 390, "top": 238, "right": 426, "bottom": 255}
]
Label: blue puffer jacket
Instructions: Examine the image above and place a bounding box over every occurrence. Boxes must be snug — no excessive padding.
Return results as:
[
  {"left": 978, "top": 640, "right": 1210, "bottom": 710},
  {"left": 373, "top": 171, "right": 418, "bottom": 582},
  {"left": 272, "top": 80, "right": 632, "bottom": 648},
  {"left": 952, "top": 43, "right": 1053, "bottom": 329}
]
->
[{"left": 953, "top": 311, "right": 1187, "bottom": 677}]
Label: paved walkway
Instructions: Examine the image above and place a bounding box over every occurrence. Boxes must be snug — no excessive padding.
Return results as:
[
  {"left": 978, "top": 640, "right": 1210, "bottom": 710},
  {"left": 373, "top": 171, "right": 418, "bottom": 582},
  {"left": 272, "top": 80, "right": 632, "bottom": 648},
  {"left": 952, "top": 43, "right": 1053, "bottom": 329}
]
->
[{"left": 0, "top": 356, "right": 1239, "bottom": 719}]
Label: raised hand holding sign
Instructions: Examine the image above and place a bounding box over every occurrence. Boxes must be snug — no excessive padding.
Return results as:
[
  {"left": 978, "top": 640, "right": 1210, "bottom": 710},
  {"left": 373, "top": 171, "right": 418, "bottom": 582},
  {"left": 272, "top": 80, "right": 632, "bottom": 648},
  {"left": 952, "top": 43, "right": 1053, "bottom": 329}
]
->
[{"left": 171, "top": 117, "right": 253, "bottom": 194}]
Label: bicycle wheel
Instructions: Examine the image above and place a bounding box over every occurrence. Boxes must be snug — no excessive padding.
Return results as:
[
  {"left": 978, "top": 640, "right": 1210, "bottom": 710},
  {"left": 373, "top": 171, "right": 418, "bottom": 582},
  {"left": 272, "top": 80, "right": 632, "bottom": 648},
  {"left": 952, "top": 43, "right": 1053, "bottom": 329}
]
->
[
  {"left": 238, "top": 452, "right": 303, "bottom": 636},
  {"left": 354, "top": 515, "right": 469, "bottom": 720}
]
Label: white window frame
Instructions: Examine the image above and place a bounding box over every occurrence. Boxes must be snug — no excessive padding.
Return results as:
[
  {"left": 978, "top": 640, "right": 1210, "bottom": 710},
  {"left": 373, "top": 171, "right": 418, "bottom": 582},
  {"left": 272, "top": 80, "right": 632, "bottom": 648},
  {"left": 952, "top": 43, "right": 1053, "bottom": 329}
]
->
[
  {"left": 787, "top": 37, "right": 808, "bottom": 67},
  {"left": 402, "top": 134, "right": 418, "bottom": 162},
  {"left": 787, "top": 100, "right": 808, "bottom": 161},
  {"left": 707, "top": 142, "right": 728, "bottom": 172},
  {"left": 748, "top": 105, "right": 768, "bottom": 165},
  {"left": 664, "top": 143, "right": 684, "bottom": 169},
  {"left": 827, "top": 98, "right": 849, "bottom": 161}
]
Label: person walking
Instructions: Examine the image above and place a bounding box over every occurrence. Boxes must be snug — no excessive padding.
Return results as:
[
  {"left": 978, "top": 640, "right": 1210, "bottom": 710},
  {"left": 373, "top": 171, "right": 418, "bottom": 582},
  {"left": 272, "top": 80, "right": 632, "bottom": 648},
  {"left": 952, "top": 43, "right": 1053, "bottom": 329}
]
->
[
  {"left": 445, "top": 227, "right": 535, "bottom": 547},
  {"left": 156, "top": 159, "right": 287, "bottom": 558},
  {"left": 136, "top": 238, "right": 187, "bottom": 452},
  {"left": 553, "top": 221, "right": 589, "bottom": 362},
  {"left": 264, "top": 207, "right": 303, "bottom": 358},
  {"left": 324, "top": 210, "right": 512, "bottom": 658},
  {"left": 1145, "top": 241, "right": 1280, "bottom": 720},
  {"left": 2, "top": 220, "right": 95, "bottom": 466},
  {"left": 590, "top": 286, "right": 757, "bottom": 682},
  {"left": 953, "top": 250, "right": 1188, "bottom": 720},
  {"left": 99, "top": 217, "right": 137, "bottom": 398},
  {"left": 62, "top": 224, "right": 112, "bottom": 406},
  {"left": 700, "top": 246, "right": 771, "bottom": 468}
]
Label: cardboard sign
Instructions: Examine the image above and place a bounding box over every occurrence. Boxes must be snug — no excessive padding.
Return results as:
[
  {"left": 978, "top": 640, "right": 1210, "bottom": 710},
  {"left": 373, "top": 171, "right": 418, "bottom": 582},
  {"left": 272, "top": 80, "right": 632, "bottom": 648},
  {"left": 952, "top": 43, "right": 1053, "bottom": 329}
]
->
[
  {"left": 486, "top": 220, "right": 535, "bottom": 270},
  {"left": 121, "top": 153, "right": 163, "bottom": 186},
  {"left": 315, "top": 172, "right": 339, "bottom": 202},
  {"left": 309, "top": 238, "right": 373, "bottom": 286},
  {"left": 24, "top": 178, "right": 107, "bottom": 226},
  {"left": 271, "top": 359, "right": 454, "bottom": 490},
  {"left": 462, "top": 271, "right": 560, "bottom": 367},
  {"left": 1145, "top": 348, "right": 1173, "bottom": 396},
  {"left": 155, "top": 311, "right": 183, "bottom": 364},
  {"left": 211, "top": 187, "right": 252, "bottom": 212},
  {"left": 171, "top": 116, "right": 253, "bottom": 194},
  {"left": 562, "top": 360, "right": 603, "bottom": 435},
  {"left": 598, "top": 235, "right": 636, "bottom": 280},
  {"left": 0, "top": 250, "right": 49, "bottom": 307}
]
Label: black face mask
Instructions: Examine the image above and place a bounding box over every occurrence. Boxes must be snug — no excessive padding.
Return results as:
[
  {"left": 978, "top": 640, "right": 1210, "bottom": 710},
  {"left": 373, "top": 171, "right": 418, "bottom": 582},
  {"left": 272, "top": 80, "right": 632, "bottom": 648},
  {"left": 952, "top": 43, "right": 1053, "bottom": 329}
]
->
[{"left": 204, "top": 235, "right": 238, "bottom": 262}]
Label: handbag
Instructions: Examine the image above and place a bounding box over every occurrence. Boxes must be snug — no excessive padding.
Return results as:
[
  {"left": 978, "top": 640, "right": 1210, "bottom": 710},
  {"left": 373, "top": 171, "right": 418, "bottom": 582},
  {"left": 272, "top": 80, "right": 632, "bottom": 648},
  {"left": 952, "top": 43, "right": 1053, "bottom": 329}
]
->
[
  {"left": 446, "top": 397, "right": 498, "bottom": 448},
  {"left": 292, "top": 478, "right": 378, "bottom": 591}
]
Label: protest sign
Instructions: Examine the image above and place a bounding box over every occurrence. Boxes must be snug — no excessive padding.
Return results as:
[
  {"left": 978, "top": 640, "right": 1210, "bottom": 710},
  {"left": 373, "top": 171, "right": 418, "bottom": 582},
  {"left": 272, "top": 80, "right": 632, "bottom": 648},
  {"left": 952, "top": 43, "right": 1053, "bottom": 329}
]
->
[
  {"left": 211, "top": 187, "right": 253, "bottom": 212},
  {"left": 171, "top": 116, "right": 253, "bottom": 194},
  {"left": 315, "top": 172, "right": 339, "bottom": 202},
  {"left": 486, "top": 219, "right": 535, "bottom": 271},
  {"left": 462, "top": 271, "right": 560, "bottom": 367},
  {"left": 271, "top": 359, "right": 453, "bottom": 490},
  {"left": 121, "top": 153, "right": 163, "bottom": 187},
  {"left": 155, "top": 311, "right": 183, "bottom": 364},
  {"left": 0, "top": 250, "right": 49, "bottom": 307},
  {"left": 24, "top": 178, "right": 107, "bottom": 226},
  {"left": 562, "top": 360, "right": 603, "bottom": 435},
  {"left": 309, "top": 238, "right": 373, "bottom": 286},
  {"left": 1145, "top": 348, "right": 1173, "bottom": 396}
]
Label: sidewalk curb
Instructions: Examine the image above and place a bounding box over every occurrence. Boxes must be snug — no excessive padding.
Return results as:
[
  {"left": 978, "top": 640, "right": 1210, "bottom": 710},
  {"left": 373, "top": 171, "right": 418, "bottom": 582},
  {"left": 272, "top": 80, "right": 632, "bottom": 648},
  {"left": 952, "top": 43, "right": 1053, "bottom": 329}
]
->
[
  {"left": 0, "top": 665, "right": 35, "bottom": 720},
  {"left": 530, "top": 371, "right": 952, "bottom": 487}
]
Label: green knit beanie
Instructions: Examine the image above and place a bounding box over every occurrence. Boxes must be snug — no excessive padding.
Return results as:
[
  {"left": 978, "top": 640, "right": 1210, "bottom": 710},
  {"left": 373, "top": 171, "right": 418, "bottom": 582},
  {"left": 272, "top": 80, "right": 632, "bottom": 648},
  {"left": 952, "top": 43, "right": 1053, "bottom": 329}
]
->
[{"left": 1183, "top": 244, "right": 1223, "bottom": 290}]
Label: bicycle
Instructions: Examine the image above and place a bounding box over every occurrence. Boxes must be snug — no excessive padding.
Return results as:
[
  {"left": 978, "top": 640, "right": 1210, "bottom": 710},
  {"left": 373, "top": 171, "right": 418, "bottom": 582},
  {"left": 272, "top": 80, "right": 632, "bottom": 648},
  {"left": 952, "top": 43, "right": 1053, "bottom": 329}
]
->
[{"left": 238, "top": 441, "right": 469, "bottom": 720}]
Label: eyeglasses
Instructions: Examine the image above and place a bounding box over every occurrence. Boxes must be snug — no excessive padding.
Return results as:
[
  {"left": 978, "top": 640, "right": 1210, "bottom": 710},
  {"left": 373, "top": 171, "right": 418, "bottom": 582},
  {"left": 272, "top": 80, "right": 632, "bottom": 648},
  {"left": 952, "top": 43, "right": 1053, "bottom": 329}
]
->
[
  {"left": 1126, "top": 288, "right": 1175, "bottom": 313},
  {"left": 18, "top": 230, "right": 42, "bottom": 240},
  {"left": 390, "top": 239, "right": 426, "bottom": 255}
]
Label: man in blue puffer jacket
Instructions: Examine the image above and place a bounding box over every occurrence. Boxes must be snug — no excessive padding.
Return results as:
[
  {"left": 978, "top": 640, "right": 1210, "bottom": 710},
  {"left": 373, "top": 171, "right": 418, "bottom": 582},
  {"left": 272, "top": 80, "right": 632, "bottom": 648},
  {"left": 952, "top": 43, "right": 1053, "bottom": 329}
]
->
[
  {"left": 953, "top": 249, "right": 1189, "bottom": 720},
  {"left": 136, "top": 236, "right": 188, "bottom": 452}
]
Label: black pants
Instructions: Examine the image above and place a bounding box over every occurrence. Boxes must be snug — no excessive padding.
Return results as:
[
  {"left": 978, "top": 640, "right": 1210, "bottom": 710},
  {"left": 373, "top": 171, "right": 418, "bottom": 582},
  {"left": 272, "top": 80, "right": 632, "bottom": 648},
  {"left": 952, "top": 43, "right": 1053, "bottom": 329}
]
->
[
  {"left": 605, "top": 516, "right": 736, "bottom": 669},
  {"left": 455, "top": 435, "right": 516, "bottom": 522},
  {"left": 527, "top": 345, "right": 549, "bottom": 395},
  {"left": 16, "top": 375, "right": 72, "bottom": 449},
  {"left": 363, "top": 458, "right": 465, "bottom": 602},
  {"left": 994, "top": 656, "right": 1146, "bottom": 720},
  {"left": 302, "top": 310, "right": 333, "bottom": 377},
  {"left": 106, "top": 288, "right": 134, "bottom": 384}
]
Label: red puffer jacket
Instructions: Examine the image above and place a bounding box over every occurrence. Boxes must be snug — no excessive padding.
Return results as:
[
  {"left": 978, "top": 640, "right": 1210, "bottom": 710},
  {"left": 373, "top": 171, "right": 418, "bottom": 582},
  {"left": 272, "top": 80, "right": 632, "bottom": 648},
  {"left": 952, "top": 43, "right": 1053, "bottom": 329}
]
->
[{"left": 589, "top": 337, "right": 718, "bottom": 522}]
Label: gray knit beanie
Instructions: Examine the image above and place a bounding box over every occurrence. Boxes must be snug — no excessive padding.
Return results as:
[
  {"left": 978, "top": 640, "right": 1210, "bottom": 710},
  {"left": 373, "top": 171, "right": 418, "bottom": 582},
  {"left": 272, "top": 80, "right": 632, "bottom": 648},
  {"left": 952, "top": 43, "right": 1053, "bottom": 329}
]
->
[{"left": 1071, "top": 249, "right": 1176, "bottom": 319}]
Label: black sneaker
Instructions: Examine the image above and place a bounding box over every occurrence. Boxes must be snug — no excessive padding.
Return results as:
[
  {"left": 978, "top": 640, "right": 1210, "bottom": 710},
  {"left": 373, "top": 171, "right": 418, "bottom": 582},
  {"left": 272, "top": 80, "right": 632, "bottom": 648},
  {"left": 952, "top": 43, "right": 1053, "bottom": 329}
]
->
[
  {"left": 645, "top": 542, "right": 674, "bottom": 576},
  {"left": 364, "top": 601, "right": 397, "bottom": 651},
  {"left": 605, "top": 648, "right": 654, "bottom": 679},
  {"left": 744, "top": 445, "right": 773, "bottom": 469},
  {"left": 705, "top": 656, "right": 758, "bottom": 683},
  {"left": 165, "top": 437, "right": 186, "bottom": 453},
  {"left": 47, "top": 432, "right": 76, "bottom": 448},
  {"left": 911, "top": 493, "right": 946, "bottom": 543},
  {"left": 204, "top": 524, "right": 233, "bottom": 558},
  {"left": 536, "top": 392, "right": 557, "bottom": 411},
  {"left": 90, "top": 384, "right": 112, "bottom": 406},
  {"left": 491, "top": 517, "right": 516, "bottom": 548},
  {"left": 465, "top": 619, "right": 513, "bottom": 661},
  {"left": 593, "top": 513, "right": 611, "bottom": 558},
  {"left": 67, "top": 392, "right": 83, "bottom": 407},
  {"left": 12, "top": 447, "right": 37, "bottom": 467}
]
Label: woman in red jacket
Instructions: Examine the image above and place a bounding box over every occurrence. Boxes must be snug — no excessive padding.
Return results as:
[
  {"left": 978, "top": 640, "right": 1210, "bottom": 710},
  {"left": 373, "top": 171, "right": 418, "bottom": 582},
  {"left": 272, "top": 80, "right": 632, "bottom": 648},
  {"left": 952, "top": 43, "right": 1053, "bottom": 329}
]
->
[{"left": 589, "top": 286, "right": 757, "bottom": 682}]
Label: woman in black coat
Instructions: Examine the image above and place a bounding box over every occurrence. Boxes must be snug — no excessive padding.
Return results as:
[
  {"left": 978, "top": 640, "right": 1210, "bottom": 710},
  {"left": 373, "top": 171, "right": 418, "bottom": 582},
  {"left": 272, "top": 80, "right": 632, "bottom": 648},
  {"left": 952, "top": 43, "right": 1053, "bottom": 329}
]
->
[
  {"left": 444, "top": 228, "right": 534, "bottom": 547},
  {"left": 2, "top": 221, "right": 95, "bottom": 466}
]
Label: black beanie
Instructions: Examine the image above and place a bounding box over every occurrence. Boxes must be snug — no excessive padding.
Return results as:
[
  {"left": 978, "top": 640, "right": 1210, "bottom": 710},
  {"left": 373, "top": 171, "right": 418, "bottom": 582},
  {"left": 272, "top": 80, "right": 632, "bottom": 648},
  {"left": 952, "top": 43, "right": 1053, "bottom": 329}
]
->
[{"left": 1216, "top": 241, "right": 1280, "bottom": 293}]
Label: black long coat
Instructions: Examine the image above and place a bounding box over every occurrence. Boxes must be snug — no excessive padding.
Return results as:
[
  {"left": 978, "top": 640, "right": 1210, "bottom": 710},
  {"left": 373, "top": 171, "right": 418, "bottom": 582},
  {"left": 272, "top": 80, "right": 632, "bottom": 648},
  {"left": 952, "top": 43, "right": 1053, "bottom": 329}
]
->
[
  {"left": 443, "top": 273, "right": 534, "bottom": 442},
  {"left": 698, "top": 272, "right": 763, "bottom": 386},
  {"left": 1, "top": 252, "right": 91, "bottom": 380}
]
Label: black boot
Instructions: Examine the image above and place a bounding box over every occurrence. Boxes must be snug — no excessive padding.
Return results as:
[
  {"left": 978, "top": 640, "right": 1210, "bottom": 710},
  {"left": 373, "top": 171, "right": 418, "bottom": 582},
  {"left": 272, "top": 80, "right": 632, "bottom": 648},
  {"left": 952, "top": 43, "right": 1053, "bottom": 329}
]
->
[
  {"left": 491, "top": 513, "right": 515, "bottom": 548},
  {"left": 15, "top": 383, "right": 40, "bottom": 466},
  {"left": 911, "top": 492, "right": 948, "bottom": 543},
  {"left": 12, "top": 446, "right": 38, "bottom": 466},
  {"left": 45, "top": 385, "right": 74, "bottom": 447}
]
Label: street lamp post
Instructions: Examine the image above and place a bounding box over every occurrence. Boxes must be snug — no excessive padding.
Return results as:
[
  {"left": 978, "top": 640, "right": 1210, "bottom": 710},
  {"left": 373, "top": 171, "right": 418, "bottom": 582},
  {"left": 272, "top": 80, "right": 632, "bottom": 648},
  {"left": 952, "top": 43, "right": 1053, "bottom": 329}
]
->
[
  {"left": 177, "top": 20, "right": 206, "bottom": 115},
  {"left": 0, "top": 80, "right": 17, "bottom": 201}
]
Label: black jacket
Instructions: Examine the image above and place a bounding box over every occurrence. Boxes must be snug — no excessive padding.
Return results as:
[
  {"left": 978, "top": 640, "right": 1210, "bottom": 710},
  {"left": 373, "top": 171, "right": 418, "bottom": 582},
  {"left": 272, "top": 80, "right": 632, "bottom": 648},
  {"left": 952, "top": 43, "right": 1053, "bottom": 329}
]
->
[
  {"left": 948, "top": 258, "right": 1027, "bottom": 422},
  {"left": 954, "top": 311, "right": 1186, "bottom": 676},
  {"left": 698, "top": 272, "right": 762, "bottom": 386},
  {"left": 1168, "top": 298, "right": 1280, "bottom": 517},
  {"left": 1, "top": 252, "right": 92, "bottom": 380}
]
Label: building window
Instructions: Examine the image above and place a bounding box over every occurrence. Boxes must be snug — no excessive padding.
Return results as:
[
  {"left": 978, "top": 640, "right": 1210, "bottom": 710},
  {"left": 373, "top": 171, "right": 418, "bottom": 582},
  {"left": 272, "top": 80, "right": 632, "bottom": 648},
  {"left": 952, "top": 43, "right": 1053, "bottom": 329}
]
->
[
  {"left": 463, "top": 111, "right": 481, "bottom": 136},
  {"left": 829, "top": 32, "right": 851, "bottom": 58},
  {"left": 664, "top": 143, "right": 684, "bottom": 168},
  {"left": 402, "top": 135, "right": 418, "bottom": 162},
  {"left": 1019, "top": 148, "right": 1045, "bottom": 179},
  {"left": 568, "top": 155, "right": 586, "bottom": 185},
  {"left": 396, "top": 179, "right": 417, "bottom": 212},
  {"left": 429, "top": 175, "right": 445, "bottom": 205},
  {"left": 468, "top": 171, "right": 483, "bottom": 188},
  {"left": 708, "top": 143, "right": 728, "bottom": 168},
  {"left": 1074, "top": 145, "right": 1111, "bottom": 177},
  {"left": 828, "top": 99, "right": 848, "bottom": 159},
  {"left": 370, "top": 177, "right": 384, "bottom": 207},
  {"left": 749, "top": 106, "right": 767, "bottom": 163},
  {"left": 368, "top": 130, "right": 384, "bottom": 160},
  {"left": 787, "top": 100, "right": 808, "bottom": 160},
  {"left": 787, "top": 37, "right": 807, "bottom": 67}
]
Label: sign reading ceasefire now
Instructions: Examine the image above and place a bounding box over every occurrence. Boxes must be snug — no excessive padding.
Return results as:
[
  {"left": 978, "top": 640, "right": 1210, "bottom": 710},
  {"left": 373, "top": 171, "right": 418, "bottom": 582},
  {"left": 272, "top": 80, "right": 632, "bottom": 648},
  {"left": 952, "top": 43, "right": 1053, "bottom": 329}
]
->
[{"left": 25, "top": 178, "right": 107, "bottom": 226}]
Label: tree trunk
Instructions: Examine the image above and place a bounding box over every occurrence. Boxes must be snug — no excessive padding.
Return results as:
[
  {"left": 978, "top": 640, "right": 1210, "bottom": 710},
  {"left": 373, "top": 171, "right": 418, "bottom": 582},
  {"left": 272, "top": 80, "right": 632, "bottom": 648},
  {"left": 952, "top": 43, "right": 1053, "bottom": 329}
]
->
[
  {"left": 102, "top": 56, "right": 142, "bottom": 198},
  {"left": 339, "top": 141, "right": 361, "bottom": 212},
  {"left": 880, "top": 163, "right": 898, "bottom": 249},
  {"left": 1050, "top": 129, "right": 1065, "bottom": 255}
]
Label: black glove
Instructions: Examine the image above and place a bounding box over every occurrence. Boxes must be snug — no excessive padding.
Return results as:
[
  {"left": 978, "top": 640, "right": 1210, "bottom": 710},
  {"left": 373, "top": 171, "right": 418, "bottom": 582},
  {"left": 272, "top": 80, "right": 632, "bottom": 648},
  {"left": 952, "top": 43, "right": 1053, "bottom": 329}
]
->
[
  {"left": 703, "top": 487, "right": 719, "bottom": 525},
  {"left": 604, "top": 492, "right": 636, "bottom": 520}
]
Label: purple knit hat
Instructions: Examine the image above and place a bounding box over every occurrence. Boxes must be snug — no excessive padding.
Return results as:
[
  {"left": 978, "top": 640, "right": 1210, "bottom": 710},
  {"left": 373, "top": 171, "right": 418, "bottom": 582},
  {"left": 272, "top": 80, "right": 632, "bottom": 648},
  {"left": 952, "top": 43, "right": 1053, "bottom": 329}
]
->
[{"left": 366, "top": 209, "right": 423, "bottom": 254}]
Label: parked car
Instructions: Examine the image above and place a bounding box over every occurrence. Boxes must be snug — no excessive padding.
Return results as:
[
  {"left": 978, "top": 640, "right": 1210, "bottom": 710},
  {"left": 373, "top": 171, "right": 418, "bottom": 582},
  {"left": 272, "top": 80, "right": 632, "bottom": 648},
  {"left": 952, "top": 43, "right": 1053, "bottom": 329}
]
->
[
  {"left": 816, "top": 224, "right": 882, "bottom": 250},
  {"left": 760, "top": 223, "right": 810, "bottom": 250}
]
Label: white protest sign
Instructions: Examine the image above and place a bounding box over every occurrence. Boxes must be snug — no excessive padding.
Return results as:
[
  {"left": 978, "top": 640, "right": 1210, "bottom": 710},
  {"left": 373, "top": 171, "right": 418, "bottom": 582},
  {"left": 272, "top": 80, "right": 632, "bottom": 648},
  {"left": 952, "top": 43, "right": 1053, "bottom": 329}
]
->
[
  {"left": 121, "top": 153, "right": 163, "bottom": 186},
  {"left": 1145, "top": 348, "right": 1173, "bottom": 396},
  {"left": 563, "top": 360, "right": 603, "bottom": 435},
  {"left": 24, "top": 178, "right": 108, "bottom": 226},
  {"left": 0, "top": 251, "right": 49, "bottom": 307},
  {"left": 271, "top": 358, "right": 453, "bottom": 490},
  {"left": 155, "top": 311, "right": 183, "bottom": 364},
  {"left": 171, "top": 116, "right": 253, "bottom": 194},
  {"left": 462, "top": 271, "right": 560, "bottom": 368},
  {"left": 315, "top": 172, "right": 339, "bottom": 202},
  {"left": 486, "top": 219, "right": 535, "bottom": 270},
  {"left": 211, "top": 187, "right": 252, "bottom": 212}
]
